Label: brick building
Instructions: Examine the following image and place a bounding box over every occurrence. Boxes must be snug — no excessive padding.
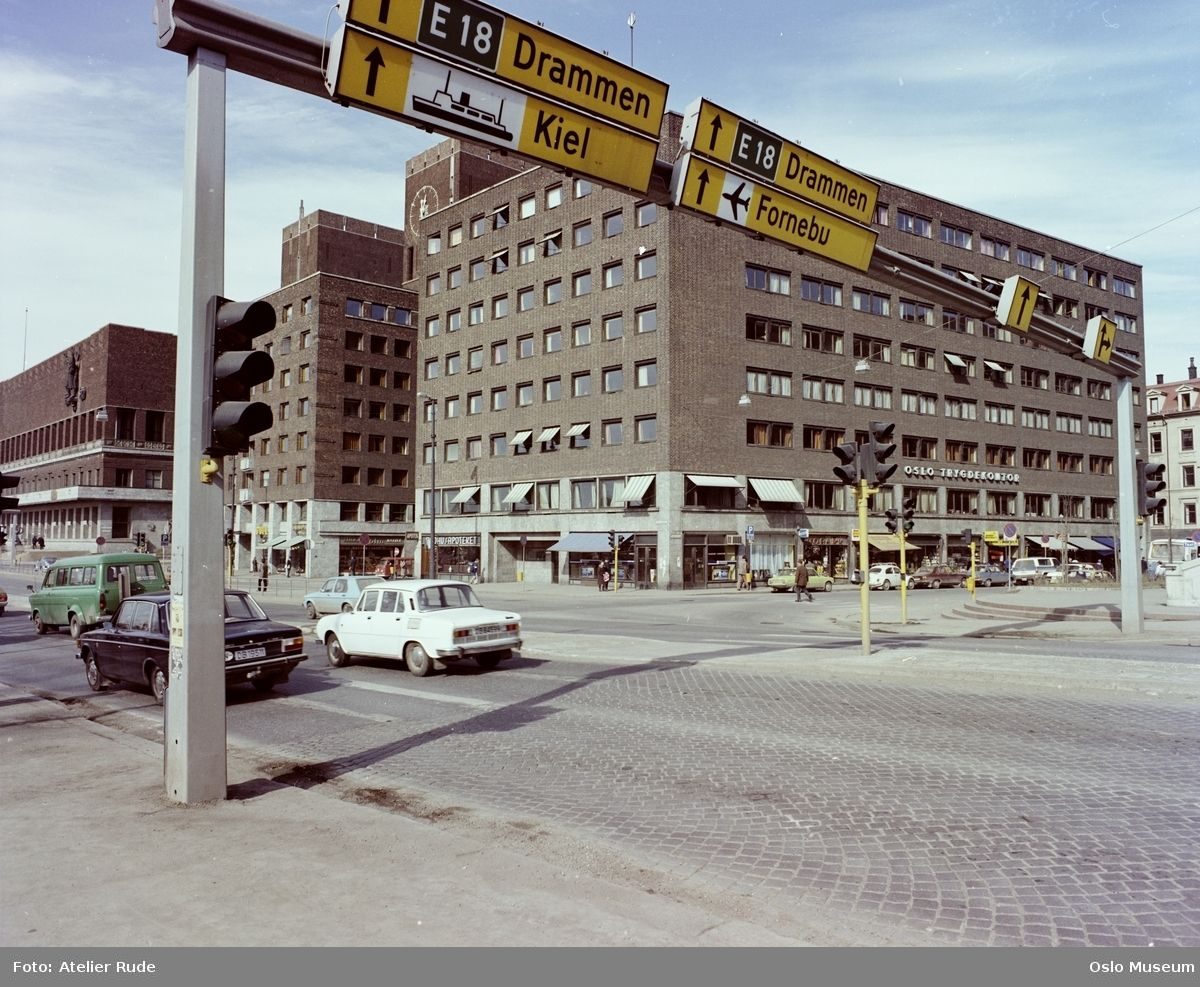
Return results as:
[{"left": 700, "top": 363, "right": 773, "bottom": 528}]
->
[
  {"left": 0, "top": 324, "right": 176, "bottom": 558},
  {"left": 404, "top": 118, "right": 1147, "bottom": 588},
  {"left": 234, "top": 208, "right": 419, "bottom": 577},
  {"left": 1145, "top": 357, "right": 1199, "bottom": 545}
]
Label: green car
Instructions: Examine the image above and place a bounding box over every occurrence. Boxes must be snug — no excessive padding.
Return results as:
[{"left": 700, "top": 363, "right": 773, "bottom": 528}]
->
[{"left": 766, "top": 565, "right": 835, "bottom": 593}]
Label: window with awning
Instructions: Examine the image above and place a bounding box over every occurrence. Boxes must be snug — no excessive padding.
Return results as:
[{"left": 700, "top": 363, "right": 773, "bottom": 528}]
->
[
  {"left": 686, "top": 474, "right": 742, "bottom": 488},
  {"left": 537, "top": 426, "right": 561, "bottom": 445},
  {"left": 944, "top": 353, "right": 967, "bottom": 369},
  {"left": 450, "top": 486, "right": 480, "bottom": 504},
  {"left": 613, "top": 475, "right": 654, "bottom": 504},
  {"left": 510, "top": 430, "right": 532, "bottom": 454},
  {"left": 748, "top": 477, "right": 803, "bottom": 504},
  {"left": 502, "top": 482, "right": 533, "bottom": 505}
]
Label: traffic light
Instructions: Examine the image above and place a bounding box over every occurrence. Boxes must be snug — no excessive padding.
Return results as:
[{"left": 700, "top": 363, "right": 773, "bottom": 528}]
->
[
  {"left": 206, "top": 295, "right": 276, "bottom": 458},
  {"left": 902, "top": 496, "right": 916, "bottom": 534},
  {"left": 832, "top": 441, "right": 860, "bottom": 485},
  {"left": 0, "top": 528, "right": 7, "bottom": 548},
  {"left": 608, "top": 529, "right": 616, "bottom": 550},
  {"left": 884, "top": 509, "right": 899, "bottom": 534},
  {"left": 223, "top": 529, "right": 234, "bottom": 548},
  {"left": 863, "top": 421, "right": 897, "bottom": 486},
  {"left": 1137, "top": 460, "right": 1167, "bottom": 517},
  {"left": 0, "top": 471, "right": 18, "bottom": 512},
  {"left": 961, "top": 528, "right": 974, "bottom": 543}
]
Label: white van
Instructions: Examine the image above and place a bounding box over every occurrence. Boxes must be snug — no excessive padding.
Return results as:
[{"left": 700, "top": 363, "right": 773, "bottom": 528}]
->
[{"left": 1010, "top": 556, "right": 1060, "bottom": 585}]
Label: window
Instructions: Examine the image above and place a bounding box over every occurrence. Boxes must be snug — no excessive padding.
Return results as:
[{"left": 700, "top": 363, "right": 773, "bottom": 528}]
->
[
  {"left": 491, "top": 340, "right": 508, "bottom": 365},
  {"left": 424, "top": 316, "right": 440, "bottom": 339},
  {"left": 746, "top": 367, "right": 790, "bottom": 397},
  {"left": 900, "top": 345, "right": 935, "bottom": 370},
  {"left": 544, "top": 279, "right": 562, "bottom": 305},
  {"left": 899, "top": 299, "right": 934, "bottom": 325},
  {"left": 946, "top": 490, "right": 978, "bottom": 515},
  {"left": 896, "top": 210, "right": 933, "bottom": 237},
  {"left": 1113, "top": 276, "right": 1136, "bottom": 298},
  {"left": 546, "top": 184, "right": 563, "bottom": 209},
  {"left": 470, "top": 214, "right": 487, "bottom": 238},
  {"left": 445, "top": 352, "right": 461, "bottom": 376},
  {"left": 1089, "top": 455, "right": 1114, "bottom": 476},
  {"left": 945, "top": 440, "right": 978, "bottom": 464},
  {"left": 635, "top": 307, "right": 657, "bottom": 333},
  {"left": 1183, "top": 429, "right": 1195, "bottom": 452},
  {"left": 468, "top": 391, "right": 483, "bottom": 415},
  {"left": 1021, "top": 367, "right": 1049, "bottom": 390},
  {"left": 542, "top": 229, "right": 563, "bottom": 256},
  {"left": 802, "top": 327, "right": 843, "bottom": 354},
  {"left": 426, "top": 273, "right": 441, "bottom": 296},
  {"left": 491, "top": 387, "right": 508, "bottom": 411},
  {"left": 600, "top": 313, "right": 623, "bottom": 341},
  {"left": 901, "top": 390, "right": 938, "bottom": 415},
  {"left": 492, "top": 295, "right": 509, "bottom": 319},
  {"left": 345, "top": 329, "right": 364, "bottom": 350},
  {"left": 635, "top": 361, "right": 658, "bottom": 388},
  {"left": 468, "top": 301, "right": 484, "bottom": 326},
  {"left": 518, "top": 194, "right": 536, "bottom": 220},
  {"left": 448, "top": 224, "right": 462, "bottom": 247},
  {"left": 981, "top": 237, "right": 1010, "bottom": 260},
  {"left": 569, "top": 423, "right": 591, "bottom": 450},
  {"left": 635, "top": 252, "right": 657, "bottom": 280},
  {"left": 602, "top": 420, "right": 623, "bottom": 446},
  {"left": 1055, "top": 373, "right": 1082, "bottom": 396},
  {"left": 636, "top": 201, "right": 657, "bottom": 226},
  {"left": 447, "top": 309, "right": 462, "bottom": 333},
  {"left": 1021, "top": 408, "right": 1050, "bottom": 430},
  {"left": 603, "top": 366, "right": 624, "bottom": 393},
  {"left": 939, "top": 223, "right": 972, "bottom": 249},
  {"left": 573, "top": 321, "right": 592, "bottom": 347},
  {"left": 573, "top": 221, "right": 592, "bottom": 247},
  {"left": 543, "top": 377, "right": 562, "bottom": 402},
  {"left": 603, "top": 211, "right": 623, "bottom": 237},
  {"left": 571, "top": 478, "right": 596, "bottom": 507},
  {"left": 536, "top": 481, "right": 560, "bottom": 509},
  {"left": 852, "top": 288, "right": 890, "bottom": 316},
  {"left": 746, "top": 420, "right": 793, "bottom": 448},
  {"left": 746, "top": 315, "right": 791, "bottom": 345},
  {"left": 517, "top": 286, "right": 535, "bottom": 312},
  {"left": 800, "top": 277, "right": 842, "bottom": 305},
  {"left": 635, "top": 416, "right": 657, "bottom": 443},
  {"left": 342, "top": 431, "right": 362, "bottom": 452},
  {"left": 517, "top": 334, "right": 535, "bottom": 359},
  {"left": 1057, "top": 452, "right": 1083, "bottom": 473},
  {"left": 944, "top": 397, "right": 977, "bottom": 420},
  {"left": 491, "top": 249, "right": 509, "bottom": 274},
  {"left": 517, "top": 382, "right": 534, "bottom": 407},
  {"left": 426, "top": 232, "right": 442, "bottom": 255},
  {"left": 603, "top": 261, "right": 624, "bottom": 289},
  {"left": 1056, "top": 412, "right": 1083, "bottom": 434},
  {"left": 470, "top": 257, "right": 487, "bottom": 281},
  {"left": 1017, "top": 246, "right": 1045, "bottom": 271},
  {"left": 902, "top": 435, "right": 937, "bottom": 459},
  {"left": 572, "top": 371, "right": 592, "bottom": 397},
  {"left": 1054, "top": 257, "right": 1076, "bottom": 281},
  {"left": 492, "top": 204, "right": 509, "bottom": 230},
  {"left": 852, "top": 384, "right": 892, "bottom": 409},
  {"left": 801, "top": 376, "right": 844, "bottom": 403},
  {"left": 572, "top": 271, "right": 592, "bottom": 297},
  {"left": 518, "top": 240, "right": 536, "bottom": 265},
  {"left": 1087, "top": 417, "right": 1113, "bottom": 438},
  {"left": 423, "top": 359, "right": 439, "bottom": 381},
  {"left": 491, "top": 434, "right": 508, "bottom": 457},
  {"left": 852, "top": 335, "right": 891, "bottom": 363},
  {"left": 1085, "top": 267, "right": 1108, "bottom": 290},
  {"left": 544, "top": 327, "right": 562, "bottom": 353},
  {"left": 983, "top": 361, "right": 1012, "bottom": 385},
  {"left": 345, "top": 300, "right": 364, "bottom": 319},
  {"left": 573, "top": 178, "right": 592, "bottom": 198},
  {"left": 746, "top": 264, "right": 789, "bottom": 294},
  {"left": 1087, "top": 379, "right": 1112, "bottom": 401},
  {"left": 467, "top": 436, "right": 482, "bottom": 460}
]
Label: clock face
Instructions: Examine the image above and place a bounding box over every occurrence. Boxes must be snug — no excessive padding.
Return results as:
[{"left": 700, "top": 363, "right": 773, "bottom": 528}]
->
[{"left": 409, "top": 184, "right": 440, "bottom": 232}]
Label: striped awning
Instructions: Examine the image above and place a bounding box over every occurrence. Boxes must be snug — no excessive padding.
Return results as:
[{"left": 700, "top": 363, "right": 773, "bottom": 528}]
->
[
  {"left": 566, "top": 423, "right": 590, "bottom": 437},
  {"left": 944, "top": 353, "right": 967, "bottom": 369},
  {"left": 613, "top": 475, "right": 654, "bottom": 504},
  {"left": 537, "top": 426, "right": 561, "bottom": 444},
  {"left": 686, "top": 474, "right": 742, "bottom": 488},
  {"left": 450, "top": 485, "right": 480, "bottom": 504},
  {"left": 868, "top": 534, "right": 904, "bottom": 551},
  {"left": 502, "top": 482, "right": 533, "bottom": 504},
  {"left": 748, "top": 477, "right": 803, "bottom": 504},
  {"left": 1069, "top": 536, "right": 1113, "bottom": 553},
  {"left": 510, "top": 430, "right": 532, "bottom": 451}
]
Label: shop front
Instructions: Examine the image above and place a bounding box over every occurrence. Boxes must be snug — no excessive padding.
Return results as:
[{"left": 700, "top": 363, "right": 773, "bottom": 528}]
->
[
  {"left": 337, "top": 534, "right": 415, "bottom": 577},
  {"left": 682, "top": 533, "right": 743, "bottom": 588},
  {"left": 428, "top": 533, "right": 481, "bottom": 579},
  {"left": 549, "top": 531, "right": 658, "bottom": 588},
  {"left": 800, "top": 533, "right": 851, "bottom": 581}
]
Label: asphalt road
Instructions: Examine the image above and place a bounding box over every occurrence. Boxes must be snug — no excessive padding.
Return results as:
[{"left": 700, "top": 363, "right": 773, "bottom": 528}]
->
[{"left": 1, "top": 582, "right": 1197, "bottom": 948}]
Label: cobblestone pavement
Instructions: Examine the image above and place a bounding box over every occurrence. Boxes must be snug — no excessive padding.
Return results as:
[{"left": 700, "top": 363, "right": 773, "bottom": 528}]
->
[{"left": 249, "top": 660, "right": 1200, "bottom": 947}]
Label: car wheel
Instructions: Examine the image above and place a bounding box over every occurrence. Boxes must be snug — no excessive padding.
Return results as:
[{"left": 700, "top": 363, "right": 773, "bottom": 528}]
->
[
  {"left": 405, "top": 642, "right": 433, "bottom": 677},
  {"left": 149, "top": 665, "right": 168, "bottom": 705},
  {"left": 341, "top": 602, "right": 353, "bottom": 613},
  {"left": 931, "top": 580, "right": 942, "bottom": 590},
  {"left": 326, "top": 635, "right": 350, "bottom": 668},
  {"left": 69, "top": 613, "right": 84, "bottom": 640},
  {"left": 823, "top": 581, "right": 833, "bottom": 593},
  {"left": 251, "top": 677, "right": 278, "bottom": 693},
  {"left": 84, "top": 653, "right": 106, "bottom": 692},
  {"left": 33, "top": 612, "right": 48, "bottom": 635},
  {"left": 305, "top": 602, "right": 317, "bottom": 619},
  {"left": 475, "top": 650, "right": 509, "bottom": 670}
]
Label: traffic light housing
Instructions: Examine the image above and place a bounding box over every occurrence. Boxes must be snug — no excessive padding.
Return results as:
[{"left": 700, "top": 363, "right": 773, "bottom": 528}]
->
[
  {"left": 884, "top": 509, "right": 899, "bottom": 534},
  {"left": 608, "top": 529, "right": 616, "bottom": 550},
  {"left": 206, "top": 295, "right": 276, "bottom": 458},
  {"left": 863, "top": 421, "right": 897, "bottom": 486},
  {"left": 1137, "top": 460, "right": 1167, "bottom": 517},
  {"left": 0, "top": 471, "right": 18, "bottom": 512},
  {"left": 832, "top": 441, "right": 860, "bottom": 485},
  {"left": 902, "top": 496, "right": 916, "bottom": 534}
]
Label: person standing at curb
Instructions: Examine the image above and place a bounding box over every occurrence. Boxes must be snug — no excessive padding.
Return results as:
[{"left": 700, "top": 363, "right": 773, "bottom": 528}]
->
[
  {"left": 737, "top": 555, "right": 748, "bottom": 592},
  {"left": 794, "top": 562, "right": 813, "bottom": 602}
]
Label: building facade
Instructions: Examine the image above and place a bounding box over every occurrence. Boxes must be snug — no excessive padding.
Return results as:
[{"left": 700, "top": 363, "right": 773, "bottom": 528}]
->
[
  {"left": 404, "top": 121, "right": 1147, "bottom": 588},
  {"left": 1145, "top": 358, "right": 1200, "bottom": 544},
  {"left": 0, "top": 324, "right": 176, "bottom": 559},
  {"left": 235, "top": 208, "right": 420, "bottom": 577}
]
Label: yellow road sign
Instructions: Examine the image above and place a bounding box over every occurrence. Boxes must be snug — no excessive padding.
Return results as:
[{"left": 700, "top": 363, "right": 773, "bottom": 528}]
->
[
  {"left": 680, "top": 98, "right": 878, "bottom": 225},
  {"left": 670, "top": 154, "right": 877, "bottom": 271},
  {"left": 326, "top": 26, "right": 658, "bottom": 194},
  {"left": 996, "top": 275, "right": 1039, "bottom": 332},
  {"left": 338, "top": 0, "right": 668, "bottom": 139},
  {"left": 1083, "top": 314, "right": 1118, "bottom": 363}
]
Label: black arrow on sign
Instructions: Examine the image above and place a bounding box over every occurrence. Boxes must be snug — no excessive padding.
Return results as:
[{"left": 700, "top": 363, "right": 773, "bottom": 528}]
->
[
  {"left": 706, "top": 113, "right": 723, "bottom": 152},
  {"left": 1017, "top": 285, "right": 1032, "bottom": 325},
  {"left": 695, "top": 167, "right": 710, "bottom": 205},
  {"left": 364, "top": 47, "right": 385, "bottom": 97}
]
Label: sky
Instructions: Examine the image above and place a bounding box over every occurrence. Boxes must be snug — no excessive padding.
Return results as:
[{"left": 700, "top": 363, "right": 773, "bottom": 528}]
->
[{"left": 1, "top": 0, "right": 1197, "bottom": 383}]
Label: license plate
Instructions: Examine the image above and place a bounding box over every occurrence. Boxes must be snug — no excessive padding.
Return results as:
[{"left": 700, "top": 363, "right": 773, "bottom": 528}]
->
[
  {"left": 475, "top": 624, "right": 500, "bottom": 634},
  {"left": 233, "top": 646, "right": 267, "bottom": 661}
]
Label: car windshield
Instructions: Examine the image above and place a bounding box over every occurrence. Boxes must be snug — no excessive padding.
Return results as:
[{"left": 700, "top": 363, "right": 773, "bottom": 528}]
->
[
  {"left": 223, "top": 593, "right": 268, "bottom": 621},
  {"left": 415, "top": 583, "right": 484, "bottom": 612}
]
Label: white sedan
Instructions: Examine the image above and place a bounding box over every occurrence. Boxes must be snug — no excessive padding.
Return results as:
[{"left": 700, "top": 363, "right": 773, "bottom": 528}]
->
[{"left": 314, "top": 579, "right": 521, "bottom": 676}]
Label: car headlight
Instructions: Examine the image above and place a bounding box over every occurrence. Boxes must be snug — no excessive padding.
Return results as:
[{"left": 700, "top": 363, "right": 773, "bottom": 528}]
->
[{"left": 224, "top": 650, "right": 234, "bottom": 663}]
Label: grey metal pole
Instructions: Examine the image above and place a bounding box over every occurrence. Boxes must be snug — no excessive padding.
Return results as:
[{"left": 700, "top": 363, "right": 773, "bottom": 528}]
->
[
  {"left": 165, "top": 46, "right": 229, "bottom": 803},
  {"left": 1115, "top": 376, "right": 1144, "bottom": 634},
  {"left": 430, "top": 401, "right": 438, "bottom": 579}
]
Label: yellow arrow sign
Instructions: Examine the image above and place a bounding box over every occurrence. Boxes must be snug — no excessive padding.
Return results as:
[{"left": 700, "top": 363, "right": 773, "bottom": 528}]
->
[
  {"left": 338, "top": 0, "right": 668, "bottom": 139},
  {"left": 680, "top": 98, "right": 878, "bottom": 226},
  {"left": 326, "top": 26, "right": 658, "bottom": 194},
  {"left": 1083, "top": 314, "right": 1118, "bottom": 363},
  {"left": 996, "top": 275, "right": 1039, "bottom": 332},
  {"left": 670, "top": 154, "right": 877, "bottom": 271}
]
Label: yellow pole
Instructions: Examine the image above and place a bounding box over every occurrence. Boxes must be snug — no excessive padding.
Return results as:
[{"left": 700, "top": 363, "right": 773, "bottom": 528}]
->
[
  {"left": 613, "top": 544, "right": 620, "bottom": 591},
  {"left": 969, "top": 541, "right": 978, "bottom": 600},
  {"left": 898, "top": 527, "right": 908, "bottom": 625},
  {"left": 859, "top": 479, "right": 871, "bottom": 656}
]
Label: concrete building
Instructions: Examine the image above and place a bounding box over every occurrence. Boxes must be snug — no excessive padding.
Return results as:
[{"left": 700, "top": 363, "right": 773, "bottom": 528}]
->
[
  {"left": 1145, "top": 358, "right": 1200, "bottom": 548},
  {"left": 0, "top": 324, "right": 176, "bottom": 560},
  {"left": 404, "top": 120, "right": 1147, "bottom": 588},
  {"left": 235, "top": 208, "right": 420, "bottom": 578}
]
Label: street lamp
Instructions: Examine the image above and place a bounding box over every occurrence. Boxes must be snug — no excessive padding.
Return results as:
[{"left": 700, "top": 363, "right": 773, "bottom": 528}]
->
[{"left": 417, "top": 392, "right": 438, "bottom": 579}]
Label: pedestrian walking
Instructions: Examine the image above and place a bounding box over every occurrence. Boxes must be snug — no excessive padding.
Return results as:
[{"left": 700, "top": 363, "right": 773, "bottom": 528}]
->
[
  {"left": 468, "top": 559, "right": 479, "bottom": 584},
  {"left": 736, "top": 555, "right": 748, "bottom": 591},
  {"left": 794, "top": 562, "right": 814, "bottom": 602},
  {"left": 285, "top": 558, "right": 292, "bottom": 579},
  {"left": 258, "top": 565, "right": 270, "bottom": 594}
]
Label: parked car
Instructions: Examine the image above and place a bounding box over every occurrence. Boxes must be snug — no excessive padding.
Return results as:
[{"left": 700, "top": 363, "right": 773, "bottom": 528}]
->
[
  {"left": 34, "top": 557, "right": 58, "bottom": 572},
  {"left": 906, "top": 564, "right": 966, "bottom": 589},
  {"left": 303, "top": 575, "right": 388, "bottom": 619},
  {"left": 77, "top": 590, "right": 307, "bottom": 704},
  {"left": 28, "top": 552, "right": 169, "bottom": 639},
  {"left": 1010, "top": 556, "right": 1060, "bottom": 585},
  {"left": 971, "top": 564, "right": 1009, "bottom": 588},
  {"left": 766, "top": 565, "right": 835, "bottom": 593},
  {"left": 315, "top": 579, "right": 521, "bottom": 677},
  {"left": 866, "top": 563, "right": 904, "bottom": 590}
]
